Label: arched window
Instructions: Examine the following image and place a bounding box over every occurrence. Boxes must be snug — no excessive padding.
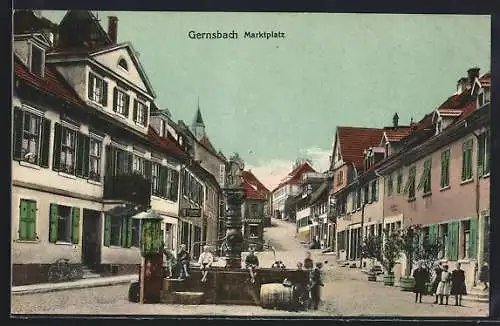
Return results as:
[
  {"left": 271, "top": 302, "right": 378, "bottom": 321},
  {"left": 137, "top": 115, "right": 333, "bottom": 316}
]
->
[{"left": 118, "top": 58, "right": 128, "bottom": 70}]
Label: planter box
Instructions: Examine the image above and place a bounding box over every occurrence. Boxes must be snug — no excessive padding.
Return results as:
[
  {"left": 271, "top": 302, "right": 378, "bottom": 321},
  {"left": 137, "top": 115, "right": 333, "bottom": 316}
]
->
[{"left": 383, "top": 273, "right": 395, "bottom": 286}]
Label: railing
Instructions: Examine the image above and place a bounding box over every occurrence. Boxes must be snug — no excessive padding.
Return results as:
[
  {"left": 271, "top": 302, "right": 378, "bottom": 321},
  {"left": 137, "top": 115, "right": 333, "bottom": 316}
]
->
[{"left": 103, "top": 173, "right": 151, "bottom": 207}]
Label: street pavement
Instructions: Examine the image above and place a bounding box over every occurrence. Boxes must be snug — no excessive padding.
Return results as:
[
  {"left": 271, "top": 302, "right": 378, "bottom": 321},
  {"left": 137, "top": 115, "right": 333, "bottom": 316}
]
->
[{"left": 11, "top": 218, "right": 489, "bottom": 317}]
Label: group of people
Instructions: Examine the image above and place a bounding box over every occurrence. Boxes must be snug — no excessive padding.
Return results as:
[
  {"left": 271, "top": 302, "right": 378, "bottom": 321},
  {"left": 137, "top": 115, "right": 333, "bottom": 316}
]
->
[
  {"left": 163, "top": 243, "right": 214, "bottom": 282},
  {"left": 412, "top": 261, "right": 487, "bottom": 306},
  {"left": 295, "top": 251, "right": 324, "bottom": 310}
]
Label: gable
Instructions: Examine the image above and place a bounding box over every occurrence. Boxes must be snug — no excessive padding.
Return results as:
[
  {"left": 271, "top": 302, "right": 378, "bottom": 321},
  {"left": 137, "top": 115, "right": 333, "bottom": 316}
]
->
[
  {"left": 91, "top": 44, "right": 155, "bottom": 98},
  {"left": 332, "top": 133, "right": 343, "bottom": 168}
]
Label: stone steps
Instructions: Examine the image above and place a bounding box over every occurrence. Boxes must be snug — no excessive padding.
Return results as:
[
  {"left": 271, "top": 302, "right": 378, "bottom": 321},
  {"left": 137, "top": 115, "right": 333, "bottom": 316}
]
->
[{"left": 81, "top": 266, "right": 102, "bottom": 279}]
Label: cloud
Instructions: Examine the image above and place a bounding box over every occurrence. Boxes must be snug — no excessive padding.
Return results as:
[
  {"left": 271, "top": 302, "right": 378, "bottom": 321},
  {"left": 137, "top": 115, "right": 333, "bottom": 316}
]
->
[{"left": 246, "top": 147, "right": 331, "bottom": 191}]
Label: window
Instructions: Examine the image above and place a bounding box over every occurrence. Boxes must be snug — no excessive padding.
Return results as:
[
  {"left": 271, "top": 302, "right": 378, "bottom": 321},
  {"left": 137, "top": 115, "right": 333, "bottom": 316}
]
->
[
  {"left": 13, "top": 108, "right": 51, "bottom": 167},
  {"left": 417, "top": 158, "right": 432, "bottom": 194},
  {"left": 151, "top": 163, "right": 160, "bottom": 195},
  {"left": 396, "top": 171, "right": 403, "bottom": 194},
  {"left": 133, "top": 99, "right": 148, "bottom": 126},
  {"left": 59, "top": 127, "right": 77, "bottom": 174},
  {"left": 337, "top": 171, "right": 344, "bottom": 185},
  {"left": 113, "top": 88, "right": 130, "bottom": 116},
  {"left": 461, "top": 139, "right": 473, "bottom": 181},
  {"left": 477, "top": 131, "right": 490, "bottom": 176},
  {"left": 118, "top": 58, "right": 128, "bottom": 70},
  {"left": 49, "top": 204, "right": 80, "bottom": 244},
  {"left": 18, "top": 199, "right": 37, "bottom": 240},
  {"left": 436, "top": 119, "right": 442, "bottom": 134},
  {"left": 440, "top": 150, "right": 450, "bottom": 188},
  {"left": 356, "top": 187, "right": 362, "bottom": 208},
  {"left": 478, "top": 92, "right": 484, "bottom": 107},
  {"left": 131, "top": 219, "right": 141, "bottom": 247},
  {"left": 29, "top": 43, "right": 44, "bottom": 77},
  {"left": 249, "top": 224, "right": 259, "bottom": 237},
  {"left": 110, "top": 216, "right": 122, "bottom": 247},
  {"left": 374, "top": 180, "right": 379, "bottom": 201},
  {"left": 439, "top": 224, "right": 448, "bottom": 259},
  {"left": 159, "top": 120, "right": 166, "bottom": 137},
  {"left": 384, "top": 143, "right": 389, "bottom": 158},
  {"left": 404, "top": 165, "right": 416, "bottom": 199},
  {"left": 132, "top": 155, "right": 145, "bottom": 175},
  {"left": 387, "top": 174, "right": 394, "bottom": 196},
  {"left": 88, "top": 72, "right": 108, "bottom": 106},
  {"left": 364, "top": 184, "right": 370, "bottom": 203},
  {"left": 89, "top": 139, "right": 102, "bottom": 181}
]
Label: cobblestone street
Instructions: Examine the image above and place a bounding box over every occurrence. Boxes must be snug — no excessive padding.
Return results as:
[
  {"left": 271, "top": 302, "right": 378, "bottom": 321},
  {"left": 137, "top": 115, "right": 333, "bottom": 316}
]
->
[{"left": 11, "top": 219, "right": 488, "bottom": 317}]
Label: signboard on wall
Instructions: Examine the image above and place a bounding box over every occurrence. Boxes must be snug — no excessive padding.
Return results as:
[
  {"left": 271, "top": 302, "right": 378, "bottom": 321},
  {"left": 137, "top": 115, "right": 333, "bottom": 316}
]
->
[{"left": 184, "top": 208, "right": 201, "bottom": 217}]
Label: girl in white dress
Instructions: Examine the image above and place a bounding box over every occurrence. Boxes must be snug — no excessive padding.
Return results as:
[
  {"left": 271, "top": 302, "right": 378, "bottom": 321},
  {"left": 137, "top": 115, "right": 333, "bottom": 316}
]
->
[{"left": 436, "top": 264, "right": 451, "bottom": 305}]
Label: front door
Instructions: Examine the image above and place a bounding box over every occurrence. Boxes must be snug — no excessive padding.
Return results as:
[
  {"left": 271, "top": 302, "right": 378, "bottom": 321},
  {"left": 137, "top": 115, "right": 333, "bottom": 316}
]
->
[{"left": 82, "top": 209, "right": 101, "bottom": 268}]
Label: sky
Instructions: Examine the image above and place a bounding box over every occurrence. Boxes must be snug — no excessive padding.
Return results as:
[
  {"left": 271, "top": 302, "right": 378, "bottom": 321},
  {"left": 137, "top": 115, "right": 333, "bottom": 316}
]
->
[{"left": 40, "top": 11, "right": 491, "bottom": 190}]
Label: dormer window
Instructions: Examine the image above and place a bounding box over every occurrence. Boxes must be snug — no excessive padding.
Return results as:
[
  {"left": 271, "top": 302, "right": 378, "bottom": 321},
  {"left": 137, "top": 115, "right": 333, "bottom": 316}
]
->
[
  {"left": 118, "top": 58, "right": 128, "bottom": 71},
  {"left": 436, "top": 119, "right": 442, "bottom": 135},
  {"left": 384, "top": 143, "right": 390, "bottom": 158},
  {"left": 29, "top": 43, "right": 44, "bottom": 77},
  {"left": 88, "top": 72, "right": 109, "bottom": 106},
  {"left": 159, "top": 119, "right": 166, "bottom": 137},
  {"left": 133, "top": 98, "right": 149, "bottom": 126}
]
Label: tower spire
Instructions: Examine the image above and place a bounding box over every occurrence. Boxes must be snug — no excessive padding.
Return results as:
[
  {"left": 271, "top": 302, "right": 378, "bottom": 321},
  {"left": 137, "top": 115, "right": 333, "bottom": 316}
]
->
[{"left": 191, "top": 96, "right": 206, "bottom": 139}]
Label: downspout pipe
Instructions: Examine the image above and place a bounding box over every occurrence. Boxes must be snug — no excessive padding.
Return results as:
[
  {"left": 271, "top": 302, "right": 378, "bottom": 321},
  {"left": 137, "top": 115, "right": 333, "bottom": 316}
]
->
[{"left": 471, "top": 130, "right": 481, "bottom": 286}]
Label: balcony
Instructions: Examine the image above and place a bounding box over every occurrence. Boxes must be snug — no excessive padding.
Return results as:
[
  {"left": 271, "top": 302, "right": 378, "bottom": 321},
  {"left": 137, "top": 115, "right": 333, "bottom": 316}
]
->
[{"left": 103, "top": 173, "right": 151, "bottom": 208}]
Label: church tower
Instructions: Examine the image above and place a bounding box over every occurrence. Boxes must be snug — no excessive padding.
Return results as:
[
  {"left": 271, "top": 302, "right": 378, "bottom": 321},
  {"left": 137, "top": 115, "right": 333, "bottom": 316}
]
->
[{"left": 191, "top": 98, "right": 206, "bottom": 140}]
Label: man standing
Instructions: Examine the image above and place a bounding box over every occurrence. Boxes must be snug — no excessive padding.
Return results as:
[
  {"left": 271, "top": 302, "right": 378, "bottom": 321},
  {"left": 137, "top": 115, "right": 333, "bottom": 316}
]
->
[
  {"left": 245, "top": 247, "right": 259, "bottom": 284},
  {"left": 198, "top": 245, "right": 214, "bottom": 283},
  {"left": 177, "top": 244, "right": 191, "bottom": 280},
  {"left": 310, "top": 262, "right": 324, "bottom": 310}
]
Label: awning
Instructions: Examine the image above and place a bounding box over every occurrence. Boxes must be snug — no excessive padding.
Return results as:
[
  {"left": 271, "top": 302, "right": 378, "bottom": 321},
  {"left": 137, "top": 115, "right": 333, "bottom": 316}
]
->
[
  {"left": 105, "top": 204, "right": 140, "bottom": 217},
  {"left": 132, "top": 209, "right": 162, "bottom": 220}
]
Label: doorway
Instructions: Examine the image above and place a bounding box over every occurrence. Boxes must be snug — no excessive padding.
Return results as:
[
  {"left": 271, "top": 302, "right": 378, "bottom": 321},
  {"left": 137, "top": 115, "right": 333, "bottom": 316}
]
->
[{"left": 82, "top": 209, "right": 101, "bottom": 268}]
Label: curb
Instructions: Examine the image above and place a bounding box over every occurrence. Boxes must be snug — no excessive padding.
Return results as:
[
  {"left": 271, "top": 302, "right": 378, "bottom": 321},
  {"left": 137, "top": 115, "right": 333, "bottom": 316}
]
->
[{"left": 12, "top": 276, "right": 138, "bottom": 296}]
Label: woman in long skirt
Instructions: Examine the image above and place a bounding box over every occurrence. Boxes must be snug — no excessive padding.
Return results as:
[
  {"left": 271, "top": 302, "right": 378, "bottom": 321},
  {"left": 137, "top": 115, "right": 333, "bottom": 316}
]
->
[
  {"left": 451, "top": 263, "right": 467, "bottom": 306},
  {"left": 436, "top": 264, "right": 451, "bottom": 305},
  {"left": 431, "top": 263, "right": 443, "bottom": 304}
]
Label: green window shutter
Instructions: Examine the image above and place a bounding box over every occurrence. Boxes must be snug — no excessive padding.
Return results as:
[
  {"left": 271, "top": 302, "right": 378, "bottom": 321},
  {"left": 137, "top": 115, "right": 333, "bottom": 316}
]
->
[
  {"left": 133, "top": 99, "right": 138, "bottom": 122},
  {"left": 112, "top": 87, "right": 118, "bottom": 112},
  {"left": 104, "top": 214, "right": 111, "bottom": 247},
  {"left": 102, "top": 81, "right": 108, "bottom": 106},
  {"left": 76, "top": 133, "right": 88, "bottom": 178},
  {"left": 450, "top": 222, "right": 459, "bottom": 261},
  {"left": 39, "top": 118, "right": 51, "bottom": 168},
  {"left": 144, "top": 160, "right": 152, "bottom": 180},
  {"left": 171, "top": 170, "right": 179, "bottom": 201},
  {"left": 445, "top": 151, "right": 450, "bottom": 186},
  {"left": 484, "top": 131, "right": 490, "bottom": 174},
  {"left": 49, "top": 203, "right": 58, "bottom": 243},
  {"left": 124, "top": 94, "right": 130, "bottom": 117},
  {"left": 428, "top": 224, "right": 435, "bottom": 244},
  {"left": 127, "top": 217, "right": 133, "bottom": 248},
  {"left": 19, "top": 200, "right": 29, "bottom": 240},
  {"left": 27, "top": 201, "right": 37, "bottom": 240},
  {"left": 52, "top": 123, "right": 62, "bottom": 172},
  {"left": 82, "top": 136, "right": 90, "bottom": 177},
  {"left": 477, "top": 134, "right": 485, "bottom": 177},
  {"left": 440, "top": 152, "right": 445, "bottom": 188},
  {"left": 105, "top": 146, "right": 116, "bottom": 177},
  {"left": 374, "top": 180, "right": 379, "bottom": 201},
  {"left": 71, "top": 207, "right": 80, "bottom": 244},
  {"left": 120, "top": 217, "right": 127, "bottom": 247},
  {"left": 13, "top": 107, "right": 24, "bottom": 161},
  {"left": 469, "top": 218, "right": 478, "bottom": 259}
]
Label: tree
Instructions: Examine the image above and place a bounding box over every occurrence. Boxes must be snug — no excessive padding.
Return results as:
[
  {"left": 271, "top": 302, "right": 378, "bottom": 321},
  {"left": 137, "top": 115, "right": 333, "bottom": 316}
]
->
[
  {"left": 361, "top": 234, "right": 383, "bottom": 270},
  {"left": 399, "top": 224, "right": 422, "bottom": 277},
  {"left": 415, "top": 236, "right": 444, "bottom": 273},
  {"left": 382, "top": 230, "right": 401, "bottom": 275}
]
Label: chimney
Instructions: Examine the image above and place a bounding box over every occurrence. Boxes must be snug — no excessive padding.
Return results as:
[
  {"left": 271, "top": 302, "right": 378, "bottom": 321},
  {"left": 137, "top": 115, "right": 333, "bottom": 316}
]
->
[
  {"left": 392, "top": 113, "right": 399, "bottom": 128},
  {"left": 467, "top": 67, "right": 480, "bottom": 84},
  {"left": 108, "top": 16, "right": 119, "bottom": 43}
]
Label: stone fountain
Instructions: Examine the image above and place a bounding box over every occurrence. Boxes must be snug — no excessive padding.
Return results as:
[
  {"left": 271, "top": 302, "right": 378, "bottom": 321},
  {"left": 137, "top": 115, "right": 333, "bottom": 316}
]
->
[{"left": 139, "top": 154, "right": 310, "bottom": 309}]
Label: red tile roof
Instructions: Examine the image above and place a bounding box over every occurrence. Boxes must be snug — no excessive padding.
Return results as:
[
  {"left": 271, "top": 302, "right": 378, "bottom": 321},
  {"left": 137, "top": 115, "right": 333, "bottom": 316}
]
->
[
  {"left": 337, "top": 127, "right": 385, "bottom": 172},
  {"left": 242, "top": 170, "right": 270, "bottom": 195},
  {"left": 272, "top": 161, "right": 316, "bottom": 192},
  {"left": 479, "top": 72, "right": 491, "bottom": 87},
  {"left": 147, "top": 126, "right": 188, "bottom": 160},
  {"left": 14, "top": 56, "right": 85, "bottom": 107},
  {"left": 243, "top": 180, "right": 267, "bottom": 200},
  {"left": 383, "top": 127, "right": 413, "bottom": 142}
]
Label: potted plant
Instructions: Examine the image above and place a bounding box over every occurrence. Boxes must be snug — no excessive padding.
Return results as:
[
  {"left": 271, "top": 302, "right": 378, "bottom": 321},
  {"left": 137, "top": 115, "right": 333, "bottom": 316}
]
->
[
  {"left": 361, "top": 234, "right": 382, "bottom": 282},
  {"left": 415, "top": 237, "right": 443, "bottom": 294},
  {"left": 382, "top": 230, "right": 401, "bottom": 286},
  {"left": 399, "top": 225, "right": 422, "bottom": 291}
]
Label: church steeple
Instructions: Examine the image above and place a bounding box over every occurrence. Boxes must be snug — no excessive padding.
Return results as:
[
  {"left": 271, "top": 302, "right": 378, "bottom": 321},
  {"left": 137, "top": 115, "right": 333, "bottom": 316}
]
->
[{"left": 191, "top": 97, "right": 206, "bottom": 139}]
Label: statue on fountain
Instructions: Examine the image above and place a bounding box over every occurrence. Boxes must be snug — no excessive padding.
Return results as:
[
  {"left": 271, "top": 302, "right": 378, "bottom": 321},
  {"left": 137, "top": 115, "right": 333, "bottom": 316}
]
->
[{"left": 223, "top": 153, "right": 246, "bottom": 269}]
